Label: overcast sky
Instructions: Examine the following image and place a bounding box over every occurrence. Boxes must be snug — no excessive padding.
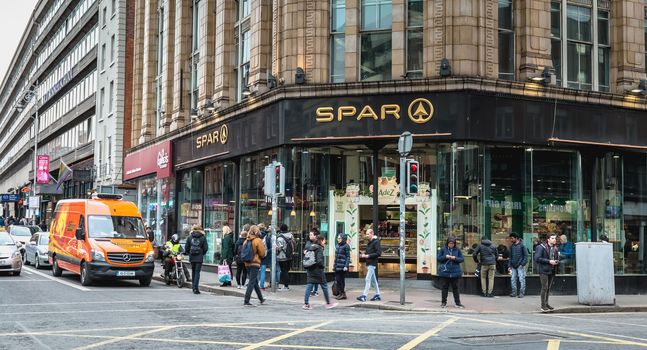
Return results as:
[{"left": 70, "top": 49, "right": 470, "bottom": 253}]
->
[{"left": 0, "top": 0, "right": 39, "bottom": 84}]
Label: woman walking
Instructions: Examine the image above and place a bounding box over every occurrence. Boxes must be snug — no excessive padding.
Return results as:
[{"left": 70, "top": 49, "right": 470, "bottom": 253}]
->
[
  {"left": 333, "top": 234, "right": 351, "bottom": 300},
  {"left": 234, "top": 229, "right": 249, "bottom": 289},
  {"left": 303, "top": 235, "right": 338, "bottom": 310},
  {"left": 437, "top": 236, "right": 465, "bottom": 308}
]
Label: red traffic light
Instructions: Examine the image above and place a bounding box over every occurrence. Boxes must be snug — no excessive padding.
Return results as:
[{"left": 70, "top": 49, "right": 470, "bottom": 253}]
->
[
  {"left": 410, "top": 163, "right": 417, "bottom": 172},
  {"left": 275, "top": 166, "right": 281, "bottom": 174}
]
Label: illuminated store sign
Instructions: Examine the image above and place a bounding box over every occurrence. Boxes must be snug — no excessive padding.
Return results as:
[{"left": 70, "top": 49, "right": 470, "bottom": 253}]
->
[{"left": 315, "top": 98, "right": 434, "bottom": 124}]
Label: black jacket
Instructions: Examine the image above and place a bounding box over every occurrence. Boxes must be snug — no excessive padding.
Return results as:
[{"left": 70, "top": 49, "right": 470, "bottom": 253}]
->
[
  {"left": 184, "top": 230, "right": 208, "bottom": 263},
  {"left": 365, "top": 238, "right": 382, "bottom": 266},
  {"left": 334, "top": 240, "right": 351, "bottom": 272},
  {"left": 473, "top": 239, "right": 497, "bottom": 265},
  {"left": 534, "top": 242, "right": 560, "bottom": 275},
  {"left": 305, "top": 243, "right": 325, "bottom": 284},
  {"left": 234, "top": 237, "right": 246, "bottom": 263},
  {"left": 509, "top": 239, "right": 529, "bottom": 268}
]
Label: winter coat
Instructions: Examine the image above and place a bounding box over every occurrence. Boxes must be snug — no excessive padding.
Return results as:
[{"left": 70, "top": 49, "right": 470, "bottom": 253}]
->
[
  {"left": 473, "top": 239, "right": 497, "bottom": 266},
  {"left": 509, "top": 239, "right": 529, "bottom": 268},
  {"left": 534, "top": 243, "right": 560, "bottom": 275},
  {"left": 260, "top": 232, "right": 273, "bottom": 265},
  {"left": 184, "top": 230, "right": 208, "bottom": 263},
  {"left": 365, "top": 237, "right": 382, "bottom": 266},
  {"left": 276, "top": 232, "right": 295, "bottom": 262},
  {"left": 234, "top": 237, "right": 246, "bottom": 263},
  {"left": 221, "top": 232, "right": 235, "bottom": 262},
  {"left": 334, "top": 237, "right": 351, "bottom": 272},
  {"left": 243, "top": 235, "right": 267, "bottom": 268},
  {"left": 437, "top": 245, "right": 464, "bottom": 278},
  {"left": 305, "top": 243, "right": 325, "bottom": 284}
]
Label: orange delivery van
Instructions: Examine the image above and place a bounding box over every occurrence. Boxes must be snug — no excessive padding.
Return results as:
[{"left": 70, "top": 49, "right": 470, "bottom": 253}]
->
[{"left": 48, "top": 194, "right": 155, "bottom": 286}]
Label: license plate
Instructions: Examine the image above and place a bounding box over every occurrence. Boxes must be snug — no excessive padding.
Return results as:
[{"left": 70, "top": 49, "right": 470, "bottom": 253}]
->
[{"left": 116, "top": 271, "right": 136, "bottom": 277}]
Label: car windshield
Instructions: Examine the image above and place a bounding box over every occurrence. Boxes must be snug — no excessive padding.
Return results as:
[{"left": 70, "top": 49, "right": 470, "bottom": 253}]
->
[
  {"left": 11, "top": 226, "right": 32, "bottom": 236},
  {"left": 88, "top": 216, "right": 146, "bottom": 239},
  {"left": 0, "top": 232, "right": 15, "bottom": 245},
  {"left": 39, "top": 234, "right": 49, "bottom": 245}
]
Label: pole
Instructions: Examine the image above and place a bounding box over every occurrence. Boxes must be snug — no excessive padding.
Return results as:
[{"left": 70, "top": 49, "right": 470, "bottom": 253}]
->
[
  {"left": 32, "top": 101, "right": 39, "bottom": 223},
  {"left": 399, "top": 155, "right": 406, "bottom": 305},
  {"left": 270, "top": 193, "right": 278, "bottom": 293}
]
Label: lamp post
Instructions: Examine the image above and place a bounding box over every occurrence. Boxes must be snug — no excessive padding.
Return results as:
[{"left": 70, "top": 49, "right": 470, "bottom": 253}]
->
[{"left": 15, "top": 83, "right": 40, "bottom": 223}]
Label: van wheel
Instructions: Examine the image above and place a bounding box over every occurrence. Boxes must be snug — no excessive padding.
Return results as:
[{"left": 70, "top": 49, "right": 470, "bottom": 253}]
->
[
  {"left": 52, "top": 257, "right": 62, "bottom": 277},
  {"left": 139, "top": 277, "right": 152, "bottom": 287},
  {"left": 80, "top": 262, "right": 92, "bottom": 286}
]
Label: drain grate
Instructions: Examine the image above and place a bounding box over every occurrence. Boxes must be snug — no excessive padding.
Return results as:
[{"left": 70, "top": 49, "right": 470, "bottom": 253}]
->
[{"left": 449, "top": 332, "right": 565, "bottom": 345}]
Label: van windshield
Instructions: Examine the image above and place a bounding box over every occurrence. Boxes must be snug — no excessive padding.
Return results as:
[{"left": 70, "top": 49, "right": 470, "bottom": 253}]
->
[{"left": 88, "top": 216, "right": 146, "bottom": 239}]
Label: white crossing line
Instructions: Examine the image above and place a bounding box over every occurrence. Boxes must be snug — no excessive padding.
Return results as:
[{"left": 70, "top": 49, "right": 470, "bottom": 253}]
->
[{"left": 22, "top": 266, "right": 91, "bottom": 291}]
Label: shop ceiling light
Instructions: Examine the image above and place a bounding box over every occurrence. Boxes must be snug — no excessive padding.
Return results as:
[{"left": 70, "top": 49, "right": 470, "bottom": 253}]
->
[
  {"left": 290, "top": 209, "right": 296, "bottom": 216},
  {"left": 309, "top": 209, "right": 316, "bottom": 217}
]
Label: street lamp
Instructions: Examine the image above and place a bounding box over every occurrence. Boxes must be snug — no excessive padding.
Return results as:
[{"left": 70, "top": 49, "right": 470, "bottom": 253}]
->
[{"left": 14, "top": 83, "right": 40, "bottom": 223}]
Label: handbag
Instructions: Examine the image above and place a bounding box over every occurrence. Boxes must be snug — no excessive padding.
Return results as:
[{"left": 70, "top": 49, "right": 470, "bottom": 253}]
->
[
  {"left": 331, "top": 280, "right": 340, "bottom": 296},
  {"left": 218, "top": 260, "right": 232, "bottom": 283}
]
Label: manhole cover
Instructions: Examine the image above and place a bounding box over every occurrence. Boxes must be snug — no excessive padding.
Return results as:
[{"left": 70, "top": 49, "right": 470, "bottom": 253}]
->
[{"left": 450, "top": 332, "right": 565, "bottom": 345}]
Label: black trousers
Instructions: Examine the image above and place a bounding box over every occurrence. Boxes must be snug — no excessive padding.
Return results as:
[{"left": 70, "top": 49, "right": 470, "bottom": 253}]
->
[
  {"left": 236, "top": 262, "right": 248, "bottom": 286},
  {"left": 244, "top": 266, "right": 264, "bottom": 303},
  {"left": 334, "top": 271, "right": 346, "bottom": 293},
  {"left": 540, "top": 273, "right": 555, "bottom": 307},
  {"left": 191, "top": 262, "right": 202, "bottom": 291},
  {"left": 441, "top": 277, "right": 461, "bottom": 304},
  {"left": 279, "top": 260, "right": 291, "bottom": 287}
]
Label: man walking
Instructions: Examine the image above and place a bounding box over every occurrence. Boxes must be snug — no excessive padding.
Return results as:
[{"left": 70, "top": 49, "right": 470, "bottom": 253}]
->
[
  {"left": 535, "top": 233, "right": 560, "bottom": 312},
  {"left": 508, "top": 232, "right": 528, "bottom": 298},
  {"left": 185, "top": 225, "right": 208, "bottom": 294},
  {"left": 357, "top": 228, "right": 382, "bottom": 302},
  {"left": 276, "top": 224, "right": 295, "bottom": 290},
  {"left": 473, "top": 238, "right": 497, "bottom": 297},
  {"left": 243, "top": 225, "right": 267, "bottom": 306}
]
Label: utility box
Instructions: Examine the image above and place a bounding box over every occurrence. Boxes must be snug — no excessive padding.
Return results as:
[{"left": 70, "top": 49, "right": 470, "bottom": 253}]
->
[{"left": 576, "top": 242, "right": 615, "bottom": 305}]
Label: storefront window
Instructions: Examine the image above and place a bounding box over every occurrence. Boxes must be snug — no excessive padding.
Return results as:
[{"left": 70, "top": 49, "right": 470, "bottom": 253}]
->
[
  {"left": 239, "top": 150, "right": 277, "bottom": 229},
  {"left": 138, "top": 176, "right": 158, "bottom": 238},
  {"left": 623, "top": 154, "right": 647, "bottom": 274},
  {"left": 204, "top": 162, "right": 236, "bottom": 264},
  {"left": 597, "top": 153, "right": 624, "bottom": 273},
  {"left": 177, "top": 169, "right": 203, "bottom": 240}
]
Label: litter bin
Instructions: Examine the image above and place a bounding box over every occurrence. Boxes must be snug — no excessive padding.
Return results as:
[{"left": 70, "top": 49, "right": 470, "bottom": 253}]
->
[{"left": 575, "top": 242, "right": 615, "bottom": 305}]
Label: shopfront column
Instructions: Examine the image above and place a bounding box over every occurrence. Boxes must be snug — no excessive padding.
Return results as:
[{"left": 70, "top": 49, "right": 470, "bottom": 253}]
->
[
  {"left": 213, "top": 0, "right": 236, "bottom": 109},
  {"left": 514, "top": 0, "right": 553, "bottom": 80}
]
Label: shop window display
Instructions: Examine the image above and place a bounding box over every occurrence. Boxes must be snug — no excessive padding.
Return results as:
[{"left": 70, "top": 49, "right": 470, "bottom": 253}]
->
[
  {"left": 622, "top": 154, "right": 647, "bottom": 274},
  {"left": 177, "top": 169, "right": 203, "bottom": 240},
  {"left": 204, "top": 162, "right": 236, "bottom": 264}
]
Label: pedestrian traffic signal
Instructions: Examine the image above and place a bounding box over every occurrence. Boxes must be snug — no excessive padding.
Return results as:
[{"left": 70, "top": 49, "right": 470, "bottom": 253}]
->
[
  {"left": 263, "top": 162, "right": 285, "bottom": 197},
  {"left": 406, "top": 160, "right": 419, "bottom": 195}
]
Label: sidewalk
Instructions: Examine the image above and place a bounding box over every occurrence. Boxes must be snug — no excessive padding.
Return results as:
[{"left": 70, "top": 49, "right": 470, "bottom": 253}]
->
[{"left": 153, "top": 263, "right": 647, "bottom": 314}]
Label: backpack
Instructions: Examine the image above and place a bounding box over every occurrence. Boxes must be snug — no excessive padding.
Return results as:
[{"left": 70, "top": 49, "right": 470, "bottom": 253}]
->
[
  {"left": 303, "top": 250, "right": 317, "bottom": 268},
  {"left": 189, "top": 236, "right": 202, "bottom": 256},
  {"left": 240, "top": 241, "right": 254, "bottom": 262},
  {"left": 280, "top": 234, "right": 295, "bottom": 259},
  {"left": 259, "top": 234, "right": 268, "bottom": 258}
]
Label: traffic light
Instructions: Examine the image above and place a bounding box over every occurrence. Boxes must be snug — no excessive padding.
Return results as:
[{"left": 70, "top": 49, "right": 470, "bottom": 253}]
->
[
  {"left": 264, "top": 162, "right": 285, "bottom": 197},
  {"left": 406, "top": 160, "right": 419, "bottom": 195}
]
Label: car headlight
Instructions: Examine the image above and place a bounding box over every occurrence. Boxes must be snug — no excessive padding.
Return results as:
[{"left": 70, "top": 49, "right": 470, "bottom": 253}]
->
[
  {"left": 176, "top": 254, "right": 183, "bottom": 261},
  {"left": 12, "top": 251, "right": 21, "bottom": 259},
  {"left": 91, "top": 249, "right": 105, "bottom": 262},
  {"left": 145, "top": 251, "right": 155, "bottom": 262}
]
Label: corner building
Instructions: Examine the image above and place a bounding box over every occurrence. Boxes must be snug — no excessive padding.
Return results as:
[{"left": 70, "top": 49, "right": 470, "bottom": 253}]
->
[{"left": 127, "top": 0, "right": 647, "bottom": 293}]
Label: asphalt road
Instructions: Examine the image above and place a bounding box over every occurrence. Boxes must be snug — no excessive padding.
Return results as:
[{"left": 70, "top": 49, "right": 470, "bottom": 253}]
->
[{"left": 1, "top": 266, "right": 646, "bottom": 350}]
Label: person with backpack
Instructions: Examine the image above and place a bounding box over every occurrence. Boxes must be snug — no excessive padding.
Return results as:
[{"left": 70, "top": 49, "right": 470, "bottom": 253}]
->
[
  {"left": 276, "top": 224, "right": 295, "bottom": 290},
  {"left": 243, "top": 225, "right": 267, "bottom": 306},
  {"left": 437, "top": 236, "right": 465, "bottom": 308},
  {"left": 333, "top": 233, "right": 351, "bottom": 300},
  {"left": 234, "top": 228, "right": 249, "bottom": 289},
  {"left": 258, "top": 223, "right": 272, "bottom": 290},
  {"left": 356, "top": 228, "right": 382, "bottom": 302},
  {"left": 508, "top": 232, "right": 529, "bottom": 298},
  {"left": 303, "top": 234, "right": 338, "bottom": 310},
  {"left": 304, "top": 229, "right": 320, "bottom": 296},
  {"left": 473, "top": 238, "right": 497, "bottom": 297},
  {"left": 184, "top": 225, "right": 208, "bottom": 294},
  {"left": 220, "top": 225, "right": 235, "bottom": 287}
]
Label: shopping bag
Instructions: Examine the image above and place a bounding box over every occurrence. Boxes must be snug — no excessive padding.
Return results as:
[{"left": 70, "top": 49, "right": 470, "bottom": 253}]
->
[{"left": 218, "top": 261, "right": 231, "bottom": 283}]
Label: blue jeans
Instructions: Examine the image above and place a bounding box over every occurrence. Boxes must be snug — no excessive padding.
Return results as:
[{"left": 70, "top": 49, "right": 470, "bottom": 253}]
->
[
  {"left": 362, "top": 265, "right": 380, "bottom": 296},
  {"left": 510, "top": 265, "right": 526, "bottom": 296},
  {"left": 259, "top": 263, "right": 280, "bottom": 287},
  {"left": 304, "top": 280, "right": 331, "bottom": 305}
]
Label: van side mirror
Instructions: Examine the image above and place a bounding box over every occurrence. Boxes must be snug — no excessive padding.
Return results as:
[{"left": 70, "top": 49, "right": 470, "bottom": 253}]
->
[
  {"left": 148, "top": 232, "right": 154, "bottom": 243},
  {"left": 75, "top": 228, "right": 85, "bottom": 240}
]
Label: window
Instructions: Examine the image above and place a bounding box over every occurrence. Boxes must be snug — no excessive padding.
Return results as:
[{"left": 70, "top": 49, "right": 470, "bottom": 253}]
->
[
  {"left": 156, "top": 6, "right": 164, "bottom": 131},
  {"left": 551, "top": 1, "right": 562, "bottom": 83},
  {"left": 102, "top": 7, "right": 107, "bottom": 26},
  {"left": 235, "top": 0, "right": 251, "bottom": 100},
  {"left": 99, "top": 87, "right": 105, "bottom": 118},
  {"left": 108, "top": 81, "right": 114, "bottom": 114},
  {"left": 107, "top": 136, "right": 112, "bottom": 174},
  {"left": 498, "top": 0, "right": 514, "bottom": 80},
  {"left": 101, "top": 44, "right": 106, "bottom": 70},
  {"left": 110, "top": 35, "right": 115, "bottom": 64},
  {"left": 597, "top": 10, "right": 609, "bottom": 92},
  {"left": 360, "top": 0, "right": 392, "bottom": 81},
  {"left": 406, "top": 0, "right": 423, "bottom": 78},
  {"left": 111, "top": 0, "right": 116, "bottom": 16},
  {"left": 98, "top": 140, "right": 102, "bottom": 175},
  {"left": 330, "top": 0, "right": 345, "bottom": 82},
  {"left": 190, "top": 0, "right": 201, "bottom": 110}
]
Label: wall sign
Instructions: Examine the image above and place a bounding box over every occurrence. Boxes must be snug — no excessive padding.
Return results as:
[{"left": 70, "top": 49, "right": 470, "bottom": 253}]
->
[
  {"left": 314, "top": 97, "right": 434, "bottom": 124},
  {"left": 123, "top": 140, "right": 173, "bottom": 180},
  {"left": 37, "top": 155, "right": 50, "bottom": 184}
]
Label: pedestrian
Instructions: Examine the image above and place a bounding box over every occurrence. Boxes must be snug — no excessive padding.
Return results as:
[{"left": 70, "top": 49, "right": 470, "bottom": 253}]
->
[
  {"left": 234, "top": 227, "right": 249, "bottom": 289},
  {"left": 276, "top": 224, "right": 295, "bottom": 290},
  {"left": 333, "top": 233, "right": 351, "bottom": 300},
  {"left": 437, "top": 236, "right": 464, "bottom": 308},
  {"left": 258, "top": 224, "right": 272, "bottom": 290},
  {"left": 508, "top": 232, "right": 528, "bottom": 298},
  {"left": 305, "top": 228, "right": 319, "bottom": 296},
  {"left": 184, "top": 225, "right": 208, "bottom": 294},
  {"left": 243, "top": 225, "right": 266, "bottom": 306},
  {"left": 220, "top": 225, "right": 235, "bottom": 287},
  {"left": 0, "top": 216, "right": 4, "bottom": 227},
  {"left": 534, "top": 233, "right": 560, "bottom": 312},
  {"left": 39, "top": 219, "right": 47, "bottom": 232},
  {"left": 558, "top": 234, "right": 575, "bottom": 274},
  {"left": 473, "top": 237, "right": 497, "bottom": 297},
  {"left": 356, "top": 228, "right": 382, "bottom": 302},
  {"left": 303, "top": 234, "right": 338, "bottom": 310},
  {"left": 496, "top": 244, "right": 510, "bottom": 275}
]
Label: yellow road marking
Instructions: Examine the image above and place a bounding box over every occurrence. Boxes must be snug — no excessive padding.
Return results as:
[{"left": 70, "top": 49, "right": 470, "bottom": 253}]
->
[
  {"left": 397, "top": 317, "right": 458, "bottom": 350},
  {"left": 72, "top": 326, "right": 173, "bottom": 350},
  {"left": 239, "top": 321, "right": 333, "bottom": 350},
  {"left": 547, "top": 339, "right": 560, "bottom": 350}
]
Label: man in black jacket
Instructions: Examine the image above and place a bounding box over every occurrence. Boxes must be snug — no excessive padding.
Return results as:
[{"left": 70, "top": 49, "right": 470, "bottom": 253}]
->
[
  {"left": 184, "top": 225, "right": 208, "bottom": 294},
  {"left": 534, "top": 233, "right": 560, "bottom": 312},
  {"left": 508, "top": 232, "right": 528, "bottom": 298},
  {"left": 473, "top": 239, "right": 497, "bottom": 297},
  {"left": 357, "top": 229, "right": 382, "bottom": 302}
]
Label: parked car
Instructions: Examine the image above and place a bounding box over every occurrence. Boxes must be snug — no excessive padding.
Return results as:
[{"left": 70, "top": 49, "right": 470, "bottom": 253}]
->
[
  {"left": 9, "top": 225, "right": 32, "bottom": 260},
  {"left": 0, "top": 230, "right": 23, "bottom": 275},
  {"left": 24, "top": 232, "right": 51, "bottom": 269}
]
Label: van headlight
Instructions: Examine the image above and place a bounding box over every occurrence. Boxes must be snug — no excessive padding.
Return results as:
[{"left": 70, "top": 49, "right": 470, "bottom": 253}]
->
[
  {"left": 145, "top": 251, "right": 155, "bottom": 262},
  {"left": 91, "top": 249, "right": 105, "bottom": 262}
]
